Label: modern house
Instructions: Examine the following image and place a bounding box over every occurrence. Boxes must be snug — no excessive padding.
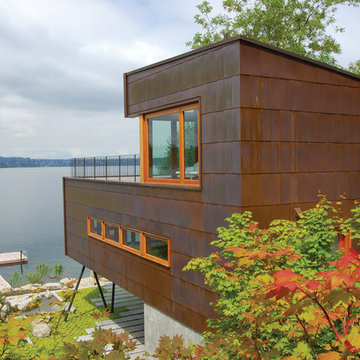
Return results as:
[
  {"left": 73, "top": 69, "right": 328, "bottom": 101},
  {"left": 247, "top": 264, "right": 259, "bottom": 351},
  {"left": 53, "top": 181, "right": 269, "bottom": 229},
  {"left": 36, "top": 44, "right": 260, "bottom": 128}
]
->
[{"left": 63, "top": 36, "right": 360, "bottom": 352}]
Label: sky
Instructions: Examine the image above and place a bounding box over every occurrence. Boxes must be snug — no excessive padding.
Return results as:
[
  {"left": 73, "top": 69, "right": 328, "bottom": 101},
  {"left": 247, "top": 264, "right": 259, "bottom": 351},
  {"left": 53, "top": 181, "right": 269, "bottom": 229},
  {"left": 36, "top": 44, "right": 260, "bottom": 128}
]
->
[{"left": 0, "top": 0, "right": 359, "bottom": 159}]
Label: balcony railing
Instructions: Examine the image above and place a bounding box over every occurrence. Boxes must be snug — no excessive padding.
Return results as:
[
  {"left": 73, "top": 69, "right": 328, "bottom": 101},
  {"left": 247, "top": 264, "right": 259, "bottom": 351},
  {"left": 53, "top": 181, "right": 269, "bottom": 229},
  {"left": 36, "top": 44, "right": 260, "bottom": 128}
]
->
[{"left": 70, "top": 155, "right": 140, "bottom": 182}]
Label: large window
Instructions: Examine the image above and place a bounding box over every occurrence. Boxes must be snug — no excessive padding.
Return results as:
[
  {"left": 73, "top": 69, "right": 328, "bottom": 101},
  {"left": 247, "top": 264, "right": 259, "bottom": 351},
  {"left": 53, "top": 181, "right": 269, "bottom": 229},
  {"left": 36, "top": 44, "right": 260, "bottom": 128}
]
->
[
  {"left": 87, "top": 217, "right": 170, "bottom": 266},
  {"left": 142, "top": 103, "right": 199, "bottom": 185}
]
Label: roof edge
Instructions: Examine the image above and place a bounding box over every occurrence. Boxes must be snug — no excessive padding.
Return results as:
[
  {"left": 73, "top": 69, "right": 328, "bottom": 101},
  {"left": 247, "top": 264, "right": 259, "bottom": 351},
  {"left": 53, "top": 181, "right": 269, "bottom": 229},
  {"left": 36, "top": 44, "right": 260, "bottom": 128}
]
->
[{"left": 124, "top": 35, "right": 360, "bottom": 82}]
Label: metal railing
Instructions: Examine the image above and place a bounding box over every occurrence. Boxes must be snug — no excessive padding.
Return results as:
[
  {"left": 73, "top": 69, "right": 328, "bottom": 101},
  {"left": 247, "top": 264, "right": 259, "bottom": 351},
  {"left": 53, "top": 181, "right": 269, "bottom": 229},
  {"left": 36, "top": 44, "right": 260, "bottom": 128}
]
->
[{"left": 70, "top": 155, "right": 140, "bottom": 182}]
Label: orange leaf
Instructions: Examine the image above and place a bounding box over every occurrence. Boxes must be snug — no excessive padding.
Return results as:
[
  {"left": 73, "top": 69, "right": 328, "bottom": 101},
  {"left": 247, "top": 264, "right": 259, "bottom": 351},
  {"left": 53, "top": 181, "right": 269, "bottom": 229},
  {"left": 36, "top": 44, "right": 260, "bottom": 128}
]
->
[
  {"left": 318, "top": 352, "right": 341, "bottom": 360},
  {"left": 273, "top": 269, "right": 300, "bottom": 283}
]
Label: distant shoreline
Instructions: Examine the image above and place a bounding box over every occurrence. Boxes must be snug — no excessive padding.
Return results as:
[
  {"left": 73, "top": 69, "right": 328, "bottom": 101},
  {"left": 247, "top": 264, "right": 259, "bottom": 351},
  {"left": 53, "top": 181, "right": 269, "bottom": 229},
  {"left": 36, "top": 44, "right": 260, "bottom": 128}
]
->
[{"left": 0, "top": 157, "right": 71, "bottom": 168}]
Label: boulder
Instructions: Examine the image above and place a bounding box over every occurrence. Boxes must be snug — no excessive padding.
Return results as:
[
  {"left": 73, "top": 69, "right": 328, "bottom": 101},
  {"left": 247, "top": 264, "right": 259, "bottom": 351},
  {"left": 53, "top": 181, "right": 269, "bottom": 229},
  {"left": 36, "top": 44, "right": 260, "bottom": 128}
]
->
[
  {"left": 21, "top": 284, "right": 41, "bottom": 291},
  {"left": 42, "top": 290, "right": 53, "bottom": 299},
  {"left": 32, "top": 323, "right": 51, "bottom": 338},
  {"left": 41, "top": 283, "right": 61, "bottom": 290},
  {"left": 0, "top": 304, "right": 9, "bottom": 316},
  {"left": 6, "top": 293, "right": 38, "bottom": 311},
  {"left": 60, "top": 277, "right": 76, "bottom": 288}
]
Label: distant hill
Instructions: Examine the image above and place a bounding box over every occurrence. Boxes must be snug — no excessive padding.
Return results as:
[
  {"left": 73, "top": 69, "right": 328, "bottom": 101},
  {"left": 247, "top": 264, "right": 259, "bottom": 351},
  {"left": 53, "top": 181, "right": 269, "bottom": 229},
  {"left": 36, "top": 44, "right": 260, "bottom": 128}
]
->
[{"left": 0, "top": 157, "right": 71, "bottom": 168}]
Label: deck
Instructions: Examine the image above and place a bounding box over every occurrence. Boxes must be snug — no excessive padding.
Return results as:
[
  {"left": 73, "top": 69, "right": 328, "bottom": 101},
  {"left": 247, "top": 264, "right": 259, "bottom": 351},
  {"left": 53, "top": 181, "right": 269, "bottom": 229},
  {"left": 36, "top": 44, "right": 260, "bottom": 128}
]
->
[
  {"left": 0, "top": 252, "right": 28, "bottom": 266},
  {"left": 76, "top": 283, "right": 146, "bottom": 359}
]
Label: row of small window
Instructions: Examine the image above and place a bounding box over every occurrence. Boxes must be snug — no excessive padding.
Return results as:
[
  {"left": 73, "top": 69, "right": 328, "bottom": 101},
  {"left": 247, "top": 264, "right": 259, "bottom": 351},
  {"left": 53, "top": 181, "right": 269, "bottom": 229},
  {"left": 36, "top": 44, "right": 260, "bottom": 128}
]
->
[{"left": 87, "top": 217, "right": 170, "bottom": 267}]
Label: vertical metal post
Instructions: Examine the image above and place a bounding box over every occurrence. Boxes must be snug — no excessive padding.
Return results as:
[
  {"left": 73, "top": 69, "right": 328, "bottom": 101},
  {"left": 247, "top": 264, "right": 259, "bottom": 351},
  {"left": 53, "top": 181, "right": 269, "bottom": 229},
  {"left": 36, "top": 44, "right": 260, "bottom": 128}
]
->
[
  {"left": 134, "top": 154, "right": 136, "bottom": 182},
  {"left": 105, "top": 156, "right": 108, "bottom": 180},
  {"left": 119, "top": 155, "right": 121, "bottom": 181},
  {"left": 20, "top": 250, "right": 23, "bottom": 274},
  {"left": 111, "top": 283, "right": 115, "bottom": 313},
  {"left": 93, "top": 272, "right": 108, "bottom": 310},
  {"left": 65, "top": 265, "right": 85, "bottom": 321},
  {"left": 83, "top": 158, "right": 85, "bottom": 178},
  {"left": 93, "top": 157, "right": 96, "bottom": 179}
]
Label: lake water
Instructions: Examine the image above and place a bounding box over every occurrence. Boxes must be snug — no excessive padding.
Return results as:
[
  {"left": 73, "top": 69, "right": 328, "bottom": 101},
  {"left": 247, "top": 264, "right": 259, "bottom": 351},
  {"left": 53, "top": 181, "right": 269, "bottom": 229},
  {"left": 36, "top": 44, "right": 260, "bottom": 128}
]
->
[{"left": 0, "top": 167, "right": 88, "bottom": 283}]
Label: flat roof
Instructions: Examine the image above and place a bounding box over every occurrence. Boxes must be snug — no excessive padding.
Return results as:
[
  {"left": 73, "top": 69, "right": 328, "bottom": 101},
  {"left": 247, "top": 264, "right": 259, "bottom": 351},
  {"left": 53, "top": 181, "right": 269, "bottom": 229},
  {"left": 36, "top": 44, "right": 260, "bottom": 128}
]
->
[{"left": 125, "top": 35, "right": 360, "bottom": 82}]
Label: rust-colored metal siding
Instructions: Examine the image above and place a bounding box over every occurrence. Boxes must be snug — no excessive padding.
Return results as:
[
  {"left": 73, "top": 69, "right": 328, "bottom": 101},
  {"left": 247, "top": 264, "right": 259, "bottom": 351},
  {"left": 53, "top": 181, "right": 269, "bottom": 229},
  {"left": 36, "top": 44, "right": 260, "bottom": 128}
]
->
[
  {"left": 239, "top": 41, "right": 360, "bottom": 224},
  {"left": 64, "top": 37, "right": 360, "bottom": 333}
]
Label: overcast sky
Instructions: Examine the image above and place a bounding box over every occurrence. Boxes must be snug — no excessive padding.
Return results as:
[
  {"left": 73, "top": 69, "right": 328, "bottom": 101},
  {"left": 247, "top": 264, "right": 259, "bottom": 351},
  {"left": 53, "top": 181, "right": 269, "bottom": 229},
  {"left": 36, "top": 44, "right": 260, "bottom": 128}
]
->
[{"left": 0, "top": 0, "right": 359, "bottom": 159}]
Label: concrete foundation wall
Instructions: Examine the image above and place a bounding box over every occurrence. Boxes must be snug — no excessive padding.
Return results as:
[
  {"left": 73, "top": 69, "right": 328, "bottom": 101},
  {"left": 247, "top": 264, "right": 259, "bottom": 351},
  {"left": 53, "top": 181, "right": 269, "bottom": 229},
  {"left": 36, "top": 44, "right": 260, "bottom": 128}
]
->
[{"left": 144, "top": 303, "right": 203, "bottom": 355}]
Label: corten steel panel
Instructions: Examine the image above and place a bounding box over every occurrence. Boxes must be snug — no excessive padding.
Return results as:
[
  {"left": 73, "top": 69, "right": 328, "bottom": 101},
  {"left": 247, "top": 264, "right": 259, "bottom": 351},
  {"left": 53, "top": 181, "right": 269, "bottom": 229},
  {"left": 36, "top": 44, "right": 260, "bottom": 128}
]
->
[
  {"left": 202, "top": 108, "right": 241, "bottom": 144},
  {"left": 126, "top": 42, "right": 240, "bottom": 111},
  {"left": 240, "top": 41, "right": 359, "bottom": 87},
  {"left": 241, "top": 142, "right": 360, "bottom": 174},
  {"left": 240, "top": 108, "right": 297, "bottom": 142},
  {"left": 201, "top": 174, "right": 241, "bottom": 207},
  {"left": 65, "top": 177, "right": 203, "bottom": 203},
  {"left": 65, "top": 182, "right": 241, "bottom": 235},
  {"left": 202, "top": 142, "right": 241, "bottom": 174},
  {"left": 127, "top": 75, "right": 240, "bottom": 118},
  {"left": 240, "top": 76, "right": 359, "bottom": 114}
]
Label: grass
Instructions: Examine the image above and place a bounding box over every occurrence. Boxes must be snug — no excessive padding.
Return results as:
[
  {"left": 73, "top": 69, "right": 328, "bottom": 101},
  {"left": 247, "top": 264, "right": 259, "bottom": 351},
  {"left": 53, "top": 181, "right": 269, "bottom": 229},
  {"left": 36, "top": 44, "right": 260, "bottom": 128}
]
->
[{"left": 7, "top": 286, "right": 127, "bottom": 359}]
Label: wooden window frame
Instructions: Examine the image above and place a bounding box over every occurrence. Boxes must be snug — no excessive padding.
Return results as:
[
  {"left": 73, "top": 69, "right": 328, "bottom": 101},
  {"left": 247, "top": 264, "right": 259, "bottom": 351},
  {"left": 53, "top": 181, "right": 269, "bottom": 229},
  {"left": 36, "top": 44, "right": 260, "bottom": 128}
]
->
[
  {"left": 143, "top": 234, "right": 170, "bottom": 267},
  {"left": 140, "top": 103, "right": 200, "bottom": 186},
  {"left": 103, "top": 221, "right": 121, "bottom": 245},
  {"left": 87, "top": 217, "right": 170, "bottom": 267},
  {"left": 121, "top": 227, "right": 142, "bottom": 256},
  {"left": 87, "top": 217, "right": 104, "bottom": 240}
]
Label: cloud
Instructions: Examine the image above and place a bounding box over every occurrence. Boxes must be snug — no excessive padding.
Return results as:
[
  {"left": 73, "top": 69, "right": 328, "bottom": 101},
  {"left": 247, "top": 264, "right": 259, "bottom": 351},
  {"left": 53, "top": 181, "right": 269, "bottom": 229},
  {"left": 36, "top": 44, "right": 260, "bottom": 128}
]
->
[{"left": 0, "top": 0, "right": 358, "bottom": 158}]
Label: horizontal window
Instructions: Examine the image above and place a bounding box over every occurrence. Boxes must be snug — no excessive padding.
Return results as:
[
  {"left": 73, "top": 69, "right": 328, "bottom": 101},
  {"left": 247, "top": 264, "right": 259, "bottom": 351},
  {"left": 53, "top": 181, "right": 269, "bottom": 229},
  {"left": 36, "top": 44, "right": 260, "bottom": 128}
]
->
[
  {"left": 122, "top": 228, "right": 141, "bottom": 253},
  {"left": 105, "top": 223, "right": 119, "bottom": 244},
  {"left": 145, "top": 235, "right": 169, "bottom": 262},
  {"left": 88, "top": 218, "right": 103, "bottom": 239},
  {"left": 87, "top": 217, "right": 170, "bottom": 266}
]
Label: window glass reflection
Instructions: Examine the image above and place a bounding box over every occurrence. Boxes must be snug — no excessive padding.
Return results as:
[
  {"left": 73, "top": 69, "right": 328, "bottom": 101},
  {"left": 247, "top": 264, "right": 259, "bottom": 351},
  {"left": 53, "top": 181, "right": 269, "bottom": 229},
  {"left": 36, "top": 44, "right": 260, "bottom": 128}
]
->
[
  {"left": 148, "top": 113, "right": 179, "bottom": 179},
  {"left": 122, "top": 229, "right": 140, "bottom": 251},
  {"left": 184, "top": 109, "right": 199, "bottom": 180},
  {"left": 105, "top": 224, "right": 119, "bottom": 243},
  {"left": 145, "top": 236, "right": 168, "bottom": 261},
  {"left": 90, "top": 219, "right": 102, "bottom": 237}
]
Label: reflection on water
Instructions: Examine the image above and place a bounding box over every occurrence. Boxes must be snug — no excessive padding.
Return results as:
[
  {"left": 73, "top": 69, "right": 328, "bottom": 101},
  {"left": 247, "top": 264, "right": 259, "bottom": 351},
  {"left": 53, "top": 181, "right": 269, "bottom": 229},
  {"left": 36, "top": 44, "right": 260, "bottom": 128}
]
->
[{"left": 0, "top": 167, "right": 88, "bottom": 282}]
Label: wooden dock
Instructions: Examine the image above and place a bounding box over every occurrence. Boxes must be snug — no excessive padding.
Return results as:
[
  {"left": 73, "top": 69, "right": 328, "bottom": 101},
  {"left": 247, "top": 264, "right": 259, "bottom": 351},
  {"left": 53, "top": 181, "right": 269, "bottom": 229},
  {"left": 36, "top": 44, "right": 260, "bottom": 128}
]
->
[{"left": 0, "top": 252, "right": 28, "bottom": 267}]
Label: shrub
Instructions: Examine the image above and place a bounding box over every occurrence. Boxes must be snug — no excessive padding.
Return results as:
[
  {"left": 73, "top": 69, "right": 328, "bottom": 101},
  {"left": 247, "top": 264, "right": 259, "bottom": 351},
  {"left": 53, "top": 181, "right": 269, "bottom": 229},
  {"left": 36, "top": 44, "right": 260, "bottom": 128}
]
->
[
  {"left": 53, "top": 264, "right": 65, "bottom": 280},
  {"left": 9, "top": 272, "right": 21, "bottom": 288},
  {"left": 174, "top": 197, "right": 360, "bottom": 359}
]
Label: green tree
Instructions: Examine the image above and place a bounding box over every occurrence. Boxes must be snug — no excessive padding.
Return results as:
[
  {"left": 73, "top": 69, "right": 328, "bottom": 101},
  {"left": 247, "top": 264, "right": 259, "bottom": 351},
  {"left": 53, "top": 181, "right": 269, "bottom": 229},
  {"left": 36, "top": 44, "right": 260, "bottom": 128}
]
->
[
  {"left": 188, "top": 0, "right": 360, "bottom": 66},
  {"left": 349, "top": 59, "right": 360, "bottom": 75},
  {"left": 179, "top": 197, "right": 358, "bottom": 358}
]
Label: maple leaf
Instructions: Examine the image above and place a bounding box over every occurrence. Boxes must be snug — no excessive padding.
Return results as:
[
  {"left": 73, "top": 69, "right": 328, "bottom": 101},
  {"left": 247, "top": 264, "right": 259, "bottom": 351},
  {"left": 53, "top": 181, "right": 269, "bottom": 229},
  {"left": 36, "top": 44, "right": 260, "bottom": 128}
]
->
[
  {"left": 350, "top": 248, "right": 360, "bottom": 259},
  {"left": 318, "top": 352, "right": 342, "bottom": 360},
  {"left": 344, "top": 326, "right": 360, "bottom": 349},
  {"left": 344, "top": 340, "right": 356, "bottom": 353},
  {"left": 273, "top": 269, "right": 300, "bottom": 283}
]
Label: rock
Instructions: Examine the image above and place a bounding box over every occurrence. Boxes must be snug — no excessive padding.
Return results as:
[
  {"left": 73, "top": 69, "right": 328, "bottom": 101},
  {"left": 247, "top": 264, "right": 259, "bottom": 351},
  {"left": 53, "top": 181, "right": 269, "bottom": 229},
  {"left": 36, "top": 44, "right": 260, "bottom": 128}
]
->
[
  {"left": 21, "top": 284, "right": 41, "bottom": 291},
  {"left": 25, "top": 337, "right": 33, "bottom": 345},
  {"left": 6, "top": 293, "right": 38, "bottom": 311},
  {"left": 41, "top": 283, "right": 61, "bottom": 290},
  {"left": 60, "top": 277, "right": 76, "bottom": 288},
  {"left": 42, "top": 290, "right": 53, "bottom": 299},
  {"left": 32, "top": 323, "right": 51, "bottom": 338},
  {"left": 0, "top": 304, "right": 9, "bottom": 316},
  {"left": 0, "top": 287, "right": 9, "bottom": 295}
]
